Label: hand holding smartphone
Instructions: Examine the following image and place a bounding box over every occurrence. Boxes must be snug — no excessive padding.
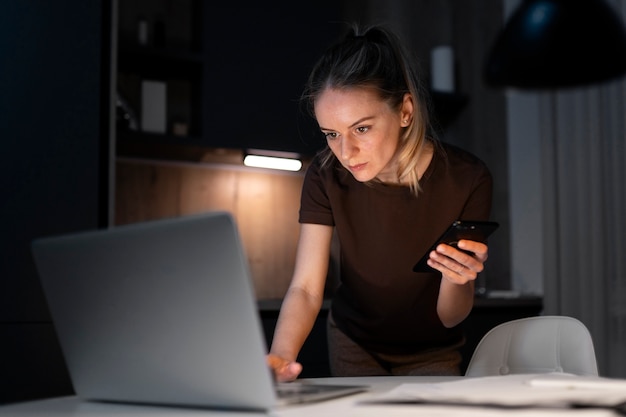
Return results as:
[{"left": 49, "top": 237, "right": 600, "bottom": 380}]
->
[{"left": 413, "top": 220, "right": 499, "bottom": 273}]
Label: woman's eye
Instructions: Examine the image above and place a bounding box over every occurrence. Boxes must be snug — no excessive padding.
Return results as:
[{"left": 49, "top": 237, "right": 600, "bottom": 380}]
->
[
  {"left": 356, "top": 126, "right": 369, "bottom": 134},
  {"left": 324, "top": 132, "right": 339, "bottom": 140}
]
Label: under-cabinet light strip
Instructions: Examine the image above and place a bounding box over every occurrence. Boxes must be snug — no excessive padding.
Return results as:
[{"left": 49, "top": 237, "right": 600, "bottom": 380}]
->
[{"left": 243, "top": 154, "right": 303, "bottom": 172}]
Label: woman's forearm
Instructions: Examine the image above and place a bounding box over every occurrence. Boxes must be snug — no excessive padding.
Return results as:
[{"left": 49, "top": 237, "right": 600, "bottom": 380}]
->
[
  {"left": 436, "top": 278, "right": 475, "bottom": 328},
  {"left": 269, "top": 286, "right": 324, "bottom": 361}
]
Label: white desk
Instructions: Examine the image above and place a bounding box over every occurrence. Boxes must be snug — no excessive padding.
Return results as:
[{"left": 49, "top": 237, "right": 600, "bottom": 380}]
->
[{"left": 1, "top": 376, "right": 620, "bottom": 417}]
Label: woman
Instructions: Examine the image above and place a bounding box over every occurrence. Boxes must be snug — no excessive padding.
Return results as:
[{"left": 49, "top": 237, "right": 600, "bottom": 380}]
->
[{"left": 267, "top": 24, "right": 493, "bottom": 381}]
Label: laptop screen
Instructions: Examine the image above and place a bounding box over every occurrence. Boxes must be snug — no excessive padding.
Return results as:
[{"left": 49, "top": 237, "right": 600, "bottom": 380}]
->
[{"left": 32, "top": 212, "right": 278, "bottom": 411}]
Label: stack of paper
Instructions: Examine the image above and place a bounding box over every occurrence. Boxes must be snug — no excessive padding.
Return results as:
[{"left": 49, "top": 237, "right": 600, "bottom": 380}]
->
[{"left": 362, "top": 373, "right": 626, "bottom": 412}]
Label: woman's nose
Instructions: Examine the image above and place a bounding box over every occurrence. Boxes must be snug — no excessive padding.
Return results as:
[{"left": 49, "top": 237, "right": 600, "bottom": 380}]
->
[{"left": 341, "top": 136, "right": 358, "bottom": 160}]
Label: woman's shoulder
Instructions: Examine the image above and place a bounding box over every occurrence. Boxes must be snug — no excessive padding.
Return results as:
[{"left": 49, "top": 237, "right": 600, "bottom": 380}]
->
[
  {"left": 426, "top": 140, "right": 492, "bottom": 191},
  {"left": 434, "top": 141, "right": 489, "bottom": 171},
  {"left": 303, "top": 151, "right": 352, "bottom": 194}
]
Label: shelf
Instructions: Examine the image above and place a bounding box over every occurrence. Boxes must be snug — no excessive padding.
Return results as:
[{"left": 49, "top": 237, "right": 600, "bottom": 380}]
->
[
  {"left": 117, "top": 45, "right": 203, "bottom": 79},
  {"left": 116, "top": 131, "right": 208, "bottom": 162}
]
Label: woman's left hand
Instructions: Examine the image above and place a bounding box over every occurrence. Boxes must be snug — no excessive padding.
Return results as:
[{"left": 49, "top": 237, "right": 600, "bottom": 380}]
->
[{"left": 427, "top": 239, "right": 488, "bottom": 285}]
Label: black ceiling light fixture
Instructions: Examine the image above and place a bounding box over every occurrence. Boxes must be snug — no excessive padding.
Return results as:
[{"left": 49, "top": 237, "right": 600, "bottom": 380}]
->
[{"left": 484, "top": 0, "right": 626, "bottom": 89}]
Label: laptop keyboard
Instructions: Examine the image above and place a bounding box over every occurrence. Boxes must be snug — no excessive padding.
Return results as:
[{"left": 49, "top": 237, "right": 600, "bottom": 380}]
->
[
  {"left": 275, "top": 382, "right": 367, "bottom": 404},
  {"left": 276, "top": 383, "right": 328, "bottom": 397}
]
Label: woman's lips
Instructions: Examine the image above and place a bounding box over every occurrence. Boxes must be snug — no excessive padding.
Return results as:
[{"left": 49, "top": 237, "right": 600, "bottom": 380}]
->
[{"left": 349, "top": 162, "right": 367, "bottom": 172}]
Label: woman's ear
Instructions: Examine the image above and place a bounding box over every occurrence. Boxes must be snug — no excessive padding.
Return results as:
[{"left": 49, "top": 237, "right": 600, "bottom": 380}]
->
[{"left": 400, "top": 93, "right": 414, "bottom": 126}]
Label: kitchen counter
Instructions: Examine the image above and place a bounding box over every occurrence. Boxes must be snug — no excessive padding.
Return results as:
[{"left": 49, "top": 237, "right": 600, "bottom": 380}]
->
[{"left": 258, "top": 294, "right": 543, "bottom": 377}]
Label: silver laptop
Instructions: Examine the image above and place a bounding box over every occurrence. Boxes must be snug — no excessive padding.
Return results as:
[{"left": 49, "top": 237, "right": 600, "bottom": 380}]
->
[{"left": 31, "top": 211, "right": 366, "bottom": 411}]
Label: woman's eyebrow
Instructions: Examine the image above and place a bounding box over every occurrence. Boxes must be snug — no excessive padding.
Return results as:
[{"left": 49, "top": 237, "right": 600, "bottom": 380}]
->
[{"left": 319, "top": 116, "right": 375, "bottom": 131}]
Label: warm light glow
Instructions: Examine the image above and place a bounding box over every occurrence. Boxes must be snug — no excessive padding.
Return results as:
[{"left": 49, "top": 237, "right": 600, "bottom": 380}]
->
[{"left": 243, "top": 154, "right": 302, "bottom": 172}]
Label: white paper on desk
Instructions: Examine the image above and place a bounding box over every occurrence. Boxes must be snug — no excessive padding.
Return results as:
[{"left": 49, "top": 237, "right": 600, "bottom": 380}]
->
[{"left": 361, "top": 373, "right": 626, "bottom": 409}]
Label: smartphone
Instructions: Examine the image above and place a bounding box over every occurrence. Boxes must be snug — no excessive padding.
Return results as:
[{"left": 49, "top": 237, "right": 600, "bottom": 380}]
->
[{"left": 413, "top": 220, "right": 500, "bottom": 273}]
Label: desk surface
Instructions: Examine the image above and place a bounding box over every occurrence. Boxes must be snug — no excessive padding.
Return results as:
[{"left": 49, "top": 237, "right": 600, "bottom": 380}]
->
[{"left": 1, "top": 375, "right": 618, "bottom": 417}]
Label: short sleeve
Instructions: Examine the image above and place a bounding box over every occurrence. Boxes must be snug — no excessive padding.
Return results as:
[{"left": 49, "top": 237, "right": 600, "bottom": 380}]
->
[{"left": 299, "top": 158, "right": 335, "bottom": 226}]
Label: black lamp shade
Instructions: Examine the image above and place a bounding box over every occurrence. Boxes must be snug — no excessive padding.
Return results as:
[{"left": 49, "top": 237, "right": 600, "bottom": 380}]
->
[{"left": 485, "top": 0, "right": 626, "bottom": 89}]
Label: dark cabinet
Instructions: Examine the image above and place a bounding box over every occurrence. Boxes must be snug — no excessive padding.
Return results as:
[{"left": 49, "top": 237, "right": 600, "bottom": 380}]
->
[
  {"left": 116, "top": 0, "right": 204, "bottom": 147},
  {"left": 116, "top": 1, "right": 471, "bottom": 160},
  {"left": 116, "top": 0, "right": 344, "bottom": 158}
]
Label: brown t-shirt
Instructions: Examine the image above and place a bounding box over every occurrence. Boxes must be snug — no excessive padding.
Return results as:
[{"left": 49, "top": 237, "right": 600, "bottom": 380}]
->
[{"left": 299, "top": 141, "right": 493, "bottom": 355}]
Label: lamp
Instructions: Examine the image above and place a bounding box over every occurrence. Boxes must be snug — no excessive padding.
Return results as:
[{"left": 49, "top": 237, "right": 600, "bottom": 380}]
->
[
  {"left": 484, "top": 0, "right": 626, "bottom": 89},
  {"left": 243, "top": 149, "right": 303, "bottom": 172}
]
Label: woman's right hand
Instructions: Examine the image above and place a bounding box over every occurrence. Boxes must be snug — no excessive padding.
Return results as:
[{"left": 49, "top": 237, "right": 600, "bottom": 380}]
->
[{"left": 266, "top": 353, "right": 303, "bottom": 382}]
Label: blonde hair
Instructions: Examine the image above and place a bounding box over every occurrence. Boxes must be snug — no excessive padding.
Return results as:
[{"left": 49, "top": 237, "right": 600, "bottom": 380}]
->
[{"left": 302, "top": 23, "right": 437, "bottom": 196}]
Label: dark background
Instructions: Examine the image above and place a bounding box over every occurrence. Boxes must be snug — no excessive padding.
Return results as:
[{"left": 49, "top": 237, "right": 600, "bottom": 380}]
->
[{"left": 1, "top": 0, "right": 111, "bottom": 403}]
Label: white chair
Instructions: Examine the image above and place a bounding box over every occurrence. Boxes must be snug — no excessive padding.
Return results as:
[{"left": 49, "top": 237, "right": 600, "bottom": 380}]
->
[{"left": 465, "top": 315, "right": 598, "bottom": 377}]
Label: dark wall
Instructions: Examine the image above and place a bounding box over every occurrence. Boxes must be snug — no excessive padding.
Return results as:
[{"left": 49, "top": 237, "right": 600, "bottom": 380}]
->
[
  {"left": 202, "top": 1, "right": 345, "bottom": 155},
  {"left": 0, "top": 0, "right": 112, "bottom": 404}
]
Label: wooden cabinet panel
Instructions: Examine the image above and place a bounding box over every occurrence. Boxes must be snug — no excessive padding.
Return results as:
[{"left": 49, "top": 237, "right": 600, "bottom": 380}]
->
[{"left": 115, "top": 158, "right": 304, "bottom": 299}]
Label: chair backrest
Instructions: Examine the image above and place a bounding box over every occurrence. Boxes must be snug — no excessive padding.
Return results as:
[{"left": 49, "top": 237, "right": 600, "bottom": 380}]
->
[{"left": 465, "top": 315, "right": 598, "bottom": 377}]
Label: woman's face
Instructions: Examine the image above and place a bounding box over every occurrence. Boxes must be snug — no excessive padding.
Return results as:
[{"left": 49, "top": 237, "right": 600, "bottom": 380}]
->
[{"left": 314, "top": 87, "right": 412, "bottom": 184}]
